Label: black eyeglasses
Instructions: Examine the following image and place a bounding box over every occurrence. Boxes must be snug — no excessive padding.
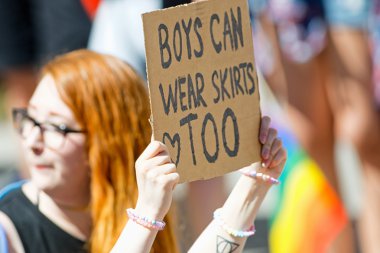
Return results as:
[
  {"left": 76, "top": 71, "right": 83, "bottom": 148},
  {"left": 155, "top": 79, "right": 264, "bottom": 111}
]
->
[{"left": 12, "top": 108, "right": 85, "bottom": 149}]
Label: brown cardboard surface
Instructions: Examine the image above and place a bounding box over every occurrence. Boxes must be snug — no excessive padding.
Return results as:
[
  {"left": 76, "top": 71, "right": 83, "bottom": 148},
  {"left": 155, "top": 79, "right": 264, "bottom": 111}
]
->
[{"left": 143, "top": 0, "right": 261, "bottom": 182}]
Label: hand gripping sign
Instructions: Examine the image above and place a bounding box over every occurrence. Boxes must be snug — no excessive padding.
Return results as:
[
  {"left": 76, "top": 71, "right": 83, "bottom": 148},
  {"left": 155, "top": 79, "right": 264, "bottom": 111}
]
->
[{"left": 143, "top": 0, "right": 261, "bottom": 182}]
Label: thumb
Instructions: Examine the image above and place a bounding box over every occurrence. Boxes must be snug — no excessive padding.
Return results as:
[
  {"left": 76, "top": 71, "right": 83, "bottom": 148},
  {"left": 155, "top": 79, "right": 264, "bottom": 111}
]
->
[
  {"left": 239, "top": 162, "right": 261, "bottom": 174},
  {"left": 149, "top": 116, "right": 155, "bottom": 142}
]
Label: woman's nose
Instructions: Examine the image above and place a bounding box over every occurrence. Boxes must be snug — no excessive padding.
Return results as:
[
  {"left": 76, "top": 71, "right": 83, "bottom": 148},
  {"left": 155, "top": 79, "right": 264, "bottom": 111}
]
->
[{"left": 24, "top": 126, "right": 44, "bottom": 149}]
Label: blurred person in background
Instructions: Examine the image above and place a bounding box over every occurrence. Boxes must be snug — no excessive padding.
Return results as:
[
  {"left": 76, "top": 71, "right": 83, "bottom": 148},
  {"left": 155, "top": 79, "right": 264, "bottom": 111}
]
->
[
  {"left": 0, "top": 0, "right": 100, "bottom": 180},
  {"left": 0, "top": 0, "right": 98, "bottom": 110},
  {"left": 251, "top": 0, "right": 380, "bottom": 252}
]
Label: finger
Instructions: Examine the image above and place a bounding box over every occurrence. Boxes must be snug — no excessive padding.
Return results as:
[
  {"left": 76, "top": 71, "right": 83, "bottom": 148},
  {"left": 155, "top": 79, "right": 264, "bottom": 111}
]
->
[
  {"left": 147, "top": 163, "right": 177, "bottom": 179},
  {"left": 259, "top": 116, "right": 271, "bottom": 144},
  {"left": 239, "top": 162, "right": 261, "bottom": 174},
  {"left": 270, "top": 138, "right": 283, "bottom": 156},
  {"left": 262, "top": 128, "right": 277, "bottom": 160},
  {"left": 269, "top": 148, "right": 287, "bottom": 168},
  {"left": 269, "top": 160, "right": 286, "bottom": 178},
  {"left": 149, "top": 116, "right": 154, "bottom": 140},
  {"left": 166, "top": 172, "right": 180, "bottom": 189},
  {"left": 157, "top": 172, "right": 180, "bottom": 190},
  {"left": 144, "top": 152, "right": 172, "bottom": 168},
  {"left": 263, "top": 138, "right": 283, "bottom": 166},
  {"left": 161, "top": 163, "right": 177, "bottom": 174},
  {"left": 137, "top": 141, "right": 168, "bottom": 162}
]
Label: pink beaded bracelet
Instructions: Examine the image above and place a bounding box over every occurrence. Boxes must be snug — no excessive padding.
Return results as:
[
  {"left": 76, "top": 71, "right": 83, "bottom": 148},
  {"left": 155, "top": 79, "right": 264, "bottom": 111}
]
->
[
  {"left": 126, "top": 208, "right": 166, "bottom": 230},
  {"left": 239, "top": 169, "right": 280, "bottom": 185},
  {"left": 213, "top": 208, "right": 256, "bottom": 238}
]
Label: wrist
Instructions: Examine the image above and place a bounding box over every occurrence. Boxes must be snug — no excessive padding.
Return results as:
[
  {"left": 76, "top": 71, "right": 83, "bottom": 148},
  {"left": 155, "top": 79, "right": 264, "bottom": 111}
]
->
[
  {"left": 232, "top": 175, "right": 271, "bottom": 202},
  {"left": 221, "top": 175, "right": 270, "bottom": 228},
  {"left": 134, "top": 201, "right": 166, "bottom": 221}
]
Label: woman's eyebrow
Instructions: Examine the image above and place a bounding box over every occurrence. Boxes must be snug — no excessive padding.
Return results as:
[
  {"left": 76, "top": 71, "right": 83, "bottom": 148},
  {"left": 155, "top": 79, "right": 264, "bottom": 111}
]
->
[{"left": 28, "top": 103, "right": 72, "bottom": 121}]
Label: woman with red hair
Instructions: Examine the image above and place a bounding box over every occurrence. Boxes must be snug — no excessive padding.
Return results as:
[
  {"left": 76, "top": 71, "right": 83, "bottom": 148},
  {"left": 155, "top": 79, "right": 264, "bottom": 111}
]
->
[{"left": 0, "top": 50, "right": 286, "bottom": 253}]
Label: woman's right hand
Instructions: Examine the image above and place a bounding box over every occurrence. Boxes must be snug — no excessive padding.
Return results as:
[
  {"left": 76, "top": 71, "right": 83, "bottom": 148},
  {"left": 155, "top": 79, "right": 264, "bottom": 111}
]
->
[{"left": 134, "top": 140, "right": 179, "bottom": 221}]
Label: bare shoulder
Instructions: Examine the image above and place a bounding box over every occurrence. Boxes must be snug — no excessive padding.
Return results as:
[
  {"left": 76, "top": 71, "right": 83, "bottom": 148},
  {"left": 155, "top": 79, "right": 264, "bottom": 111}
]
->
[{"left": 0, "top": 209, "right": 25, "bottom": 253}]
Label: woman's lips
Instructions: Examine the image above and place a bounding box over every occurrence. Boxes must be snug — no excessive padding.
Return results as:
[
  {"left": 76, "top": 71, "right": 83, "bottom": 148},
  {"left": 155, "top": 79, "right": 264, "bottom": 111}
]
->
[{"left": 34, "top": 164, "right": 53, "bottom": 170}]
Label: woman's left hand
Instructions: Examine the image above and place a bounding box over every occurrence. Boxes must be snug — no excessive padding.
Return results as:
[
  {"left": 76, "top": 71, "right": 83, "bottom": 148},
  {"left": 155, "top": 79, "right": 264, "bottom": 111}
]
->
[{"left": 257, "top": 116, "right": 287, "bottom": 178}]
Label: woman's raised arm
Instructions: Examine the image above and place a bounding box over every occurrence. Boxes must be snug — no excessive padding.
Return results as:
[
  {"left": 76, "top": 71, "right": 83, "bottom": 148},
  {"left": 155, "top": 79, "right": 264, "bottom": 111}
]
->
[{"left": 188, "top": 116, "right": 286, "bottom": 253}]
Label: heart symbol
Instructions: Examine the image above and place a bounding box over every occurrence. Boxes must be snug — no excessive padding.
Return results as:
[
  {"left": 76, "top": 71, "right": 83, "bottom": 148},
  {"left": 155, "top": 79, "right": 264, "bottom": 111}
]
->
[{"left": 162, "top": 132, "right": 181, "bottom": 167}]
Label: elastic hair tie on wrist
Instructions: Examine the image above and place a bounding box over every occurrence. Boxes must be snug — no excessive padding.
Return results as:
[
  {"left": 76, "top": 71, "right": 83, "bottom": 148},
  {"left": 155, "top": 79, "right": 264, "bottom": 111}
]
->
[
  {"left": 126, "top": 208, "right": 166, "bottom": 231},
  {"left": 213, "top": 208, "right": 256, "bottom": 238},
  {"left": 240, "top": 169, "right": 280, "bottom": 185}
]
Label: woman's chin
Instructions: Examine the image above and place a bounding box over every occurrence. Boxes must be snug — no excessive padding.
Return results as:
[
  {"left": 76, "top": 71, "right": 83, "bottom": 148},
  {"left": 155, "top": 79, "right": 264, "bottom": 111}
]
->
[{"left": 30, "top": 170, "right": 57, "bottom": 192}]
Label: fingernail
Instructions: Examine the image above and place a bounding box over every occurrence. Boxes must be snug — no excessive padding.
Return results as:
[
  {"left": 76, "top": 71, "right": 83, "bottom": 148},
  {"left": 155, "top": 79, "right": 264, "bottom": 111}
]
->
[
  {"left": 262, "top": 149, "right": 269, "bottom": 159},
  {"left": 260, "top": 134, "right": 266, "bottom": 143}
]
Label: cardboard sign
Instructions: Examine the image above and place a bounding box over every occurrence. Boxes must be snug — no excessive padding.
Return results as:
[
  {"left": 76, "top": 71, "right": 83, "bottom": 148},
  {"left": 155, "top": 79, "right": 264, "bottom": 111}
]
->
[{"left": 143, "top": 0, "right": 261, "bottom": 182}]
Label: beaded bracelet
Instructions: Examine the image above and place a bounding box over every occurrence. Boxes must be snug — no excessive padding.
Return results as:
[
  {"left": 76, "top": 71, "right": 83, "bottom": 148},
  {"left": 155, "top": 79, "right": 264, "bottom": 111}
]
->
[
  {"left": 126, "top": 208, "right": 166, "bottom": 230},
  {"left": 213, "top": 208, "right": 256, "bottom": 238},
  {"left": 239, "top": 169, "right": 280, "bottom": 185}
]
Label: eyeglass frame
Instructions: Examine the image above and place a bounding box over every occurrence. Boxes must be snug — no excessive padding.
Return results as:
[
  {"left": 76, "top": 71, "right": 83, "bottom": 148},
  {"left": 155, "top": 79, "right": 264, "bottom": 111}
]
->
[{"left": 12, "top": 108, "right": 86, "bottom": 148}]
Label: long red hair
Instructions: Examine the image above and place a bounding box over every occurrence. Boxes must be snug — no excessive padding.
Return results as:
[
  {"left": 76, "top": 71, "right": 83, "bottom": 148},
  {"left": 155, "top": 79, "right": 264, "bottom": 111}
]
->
[{"left": 42, "top": 50, "right": 179, "bottom": 253}]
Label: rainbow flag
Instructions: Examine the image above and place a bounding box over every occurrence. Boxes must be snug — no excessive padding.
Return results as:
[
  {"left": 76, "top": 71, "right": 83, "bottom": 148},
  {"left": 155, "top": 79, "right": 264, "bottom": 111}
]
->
[{"left": 269, "top": 127, "right": 348, "bottom": 253}]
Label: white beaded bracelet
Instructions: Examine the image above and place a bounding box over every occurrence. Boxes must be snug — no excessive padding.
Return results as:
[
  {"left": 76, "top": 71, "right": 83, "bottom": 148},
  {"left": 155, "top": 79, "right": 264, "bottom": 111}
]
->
[
  {"left": 239, "top": 169, "right": 280, "bottom": 185},
  {"left": 127, "top": 208, "right": 166, "bottom": 230}
]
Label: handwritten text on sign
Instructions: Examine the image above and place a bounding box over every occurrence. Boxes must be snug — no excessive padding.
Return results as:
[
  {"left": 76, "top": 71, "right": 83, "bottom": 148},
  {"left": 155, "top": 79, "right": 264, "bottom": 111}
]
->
[{"left": 143, "top": 0, "right": 261, "bottom": 182}]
